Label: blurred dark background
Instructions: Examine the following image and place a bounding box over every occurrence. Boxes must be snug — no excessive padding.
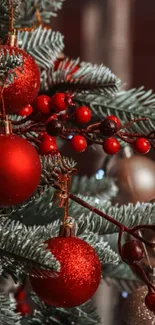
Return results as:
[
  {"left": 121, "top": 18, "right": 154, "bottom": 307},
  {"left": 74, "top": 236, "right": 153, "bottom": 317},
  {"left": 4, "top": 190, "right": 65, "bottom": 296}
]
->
[{"left": 52, "top": 0, "right": 155, "bottom": 91}]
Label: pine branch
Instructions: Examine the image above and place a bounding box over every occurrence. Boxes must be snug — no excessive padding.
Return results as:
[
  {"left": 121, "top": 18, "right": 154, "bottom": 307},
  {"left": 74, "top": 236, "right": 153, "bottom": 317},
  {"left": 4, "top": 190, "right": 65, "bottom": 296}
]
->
[
  {"left": 18, "top": 0, "right": 65, "bottom": 26},
  {"left": 80, "top": 232, "right": 120, "bottom": 266},
  {"left": 41, "top": 58, "right": 121, "bottom": 96},
  {"left": 71, "top": 175, "right": 118, "bottom": 200},
  {"left": 75, "top": 199, "right": 155, "bottom": 235},
  {"left": 0, "top": 0, "right": 23, "bottom": 39},
  {"left": 0, "top": 294, "right": 21, "bottom": 325},
  {"left": 0, "top": 219, "right": 60, "bottom": 277},
  {"left": 76, "top": 87, "right": 155, "bottom": 133},
  {"left": 17, "top": 27, "right": 64, "bottom": 69},
  {"left": 0, "top": 49, "right": 23, "bottom": 86},
  {"left": 29, "top": 294, "right": 101, "bottom": 325}
]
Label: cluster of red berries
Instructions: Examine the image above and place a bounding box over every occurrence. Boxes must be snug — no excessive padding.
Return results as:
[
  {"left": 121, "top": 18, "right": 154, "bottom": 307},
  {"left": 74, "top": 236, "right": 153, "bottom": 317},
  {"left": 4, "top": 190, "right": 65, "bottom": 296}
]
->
[
  {"left": 18, "top": 92, "right": 151, "bottom": 156},
  {"left": 15, "top": 289, "right": 31, "bottom": 316},
  {"left": 18, "top": 92, "right": 74, "bottom": 118}
]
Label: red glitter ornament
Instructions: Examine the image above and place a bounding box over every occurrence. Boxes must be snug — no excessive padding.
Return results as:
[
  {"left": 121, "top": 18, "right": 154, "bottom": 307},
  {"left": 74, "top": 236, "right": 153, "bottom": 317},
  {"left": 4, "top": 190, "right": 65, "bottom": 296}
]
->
[
  {"left": 0, "top": 134, "right": 41, "bottom": 206},
  {"left": 0, "top": 46, "right": 40, "bottom": 114},
  {"left": 30, "top": 236, "right": 101, "bottom": 308}
]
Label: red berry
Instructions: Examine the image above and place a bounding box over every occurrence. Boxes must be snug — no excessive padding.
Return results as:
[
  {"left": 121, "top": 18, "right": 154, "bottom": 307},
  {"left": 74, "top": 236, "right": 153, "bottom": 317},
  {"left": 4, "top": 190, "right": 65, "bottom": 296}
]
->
[
  {"left": 33, "top": 95, "right": 51, "bottom": 115},
  {"left": 74, "top": 106, "right": 92, "bottom": 124},
  {"left": 38, "top": 132, "right": 56, "bottom": 143},
  {"left": 133, "top": 137, "right": 151, "bottom": 154},
  {"left": 145, "top": 292, "right": 155, "bottom": 312},
  {"left": 71, "top": 135, "right": 87, "bottom": 152},
  {"left": 122, "top": 240, "right": 144, "bottom": 263},
  {"left": 107, "top": 115, "right": 121, "bottom": 128},
  {"left": 103, "top": 137, "right": 120, "bottom": 155},
  {"left": 16, "top": 302, "right": 31, "bottom": 316},
  {"left": 50, "top": 93, "right": 74, "bottom": 113},
  {"left": 18, "top": 104, "right": 33, "bottom": 116},
  {"left": 39, "top": 140, "right": 58, "bottom": 155},
  {"left": 15, "top": 290, "right": 26, "bottom": 301}
]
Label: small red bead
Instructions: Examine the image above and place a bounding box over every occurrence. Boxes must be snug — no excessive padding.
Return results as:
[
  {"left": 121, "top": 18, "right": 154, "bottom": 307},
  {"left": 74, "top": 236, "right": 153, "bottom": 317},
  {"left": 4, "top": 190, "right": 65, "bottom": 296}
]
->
[
  {"left": 74, "top": 106, "right": 92, "bottom": 124},
  {"left": 16, "top": 303, "right": 31, "bottom": 316},
  {"left": 107, "top": 115, "right": 121, "bottom": 128},
  {"left": 18, "top": 104, "right": 33, "bottom": 116},
  {"left": 39, "top": 140, "right": 58, "bottom": 155},
  {"left": 103, "top": 138, "right": 120, "bottom": 155},
  {"left": 122, "top": 240, "right": 144, "bottom": 263},
  {"left": 15, "top": 290, "right": 26, "bottom": 302},
  {"left": 71, "top": 135, "right": 87, "bottom": 152},
  {"left": 133, "top": 137, "right": 151, "bottom": 154},
  {"left": 38, "top": 132, "right": 56, "bottom": 143},
  {"left": 33, "top": 95, "right": 51, "bottom": 115},
  {"left": 145, "top": 292, "right": 155, "bottom": 312},
  {"left": 50, "top": 93, "right": 74, "bottom": 113}
]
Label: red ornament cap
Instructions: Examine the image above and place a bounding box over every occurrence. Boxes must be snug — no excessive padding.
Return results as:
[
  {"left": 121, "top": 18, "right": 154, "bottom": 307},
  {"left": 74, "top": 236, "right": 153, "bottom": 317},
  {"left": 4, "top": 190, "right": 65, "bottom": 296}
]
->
[{"left": 30, "top": 236, "right": 101, "bottom": 308}]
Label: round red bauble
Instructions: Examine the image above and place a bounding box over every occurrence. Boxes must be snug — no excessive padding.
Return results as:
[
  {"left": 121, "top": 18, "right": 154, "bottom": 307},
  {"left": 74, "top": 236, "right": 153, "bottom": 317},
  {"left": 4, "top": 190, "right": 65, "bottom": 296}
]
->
[
  {"left": 30, "top": 236, "right": 101, "bottom": 308},
  {"left": 71, "top": 135, "right": 87, "bottom": 152},
  {"left": 133, "top": 137, "right": 151, "bottom": 154},
  {"left": 122, "top": 240, "right": 144, "bottom": 263},
  {"left": 0, "top": 134, "right": 41, "bottom": 206},
  {"left": 50, "top": 93, "right": 74, "bottom": 113},
  {"left": 106, "top": 115, "right": 121, "bottom": 128},
  {"left": 145, "top": 292, "right": 155, "bottom": 313},
  {"left": 74, "top": 106, "right": 92, "bottom": 124},
  {"left": 18, "top": 104, "right": 33, "bottom": 116},
  {"left": 0, "top": 46, "right": 40, "bottom": 114},
  {"left": 33, "top": 95, "right": 51, "bottom": 115},
  {"left": 16, "top": 302, "right": 31, "bottom": 316},
  {"left": 103, "top": 137, "right": 120, "bottom": 155}
]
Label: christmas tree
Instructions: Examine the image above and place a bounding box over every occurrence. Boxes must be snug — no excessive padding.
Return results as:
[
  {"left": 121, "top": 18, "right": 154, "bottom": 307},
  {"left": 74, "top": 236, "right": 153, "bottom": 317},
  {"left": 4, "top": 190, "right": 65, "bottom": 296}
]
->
[{"left": 0, "top": 1, "right": 155, "bottom": 324}]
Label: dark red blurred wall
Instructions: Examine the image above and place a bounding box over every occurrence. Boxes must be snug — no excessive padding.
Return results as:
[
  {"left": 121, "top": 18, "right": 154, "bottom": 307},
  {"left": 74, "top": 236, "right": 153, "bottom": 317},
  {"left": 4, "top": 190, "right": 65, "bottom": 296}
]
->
[{"left": 132, "top": 0, "right": 155, "bottom": 90}]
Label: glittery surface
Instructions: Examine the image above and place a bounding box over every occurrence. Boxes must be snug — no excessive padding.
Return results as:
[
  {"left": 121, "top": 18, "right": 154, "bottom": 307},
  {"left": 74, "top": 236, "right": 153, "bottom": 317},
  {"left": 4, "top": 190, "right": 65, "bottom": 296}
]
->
[
  {"left": 30, "top": 237, "right": 102, "bottom": 308},
  {"left": 0, "top": 46, "right": 40, "bottom": 114},
  {"left": 0, "top": 134, "right": 41, "bottom": 206},
  {"left": 123, "top": 286, "right": 155, "bottom": 325}
]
